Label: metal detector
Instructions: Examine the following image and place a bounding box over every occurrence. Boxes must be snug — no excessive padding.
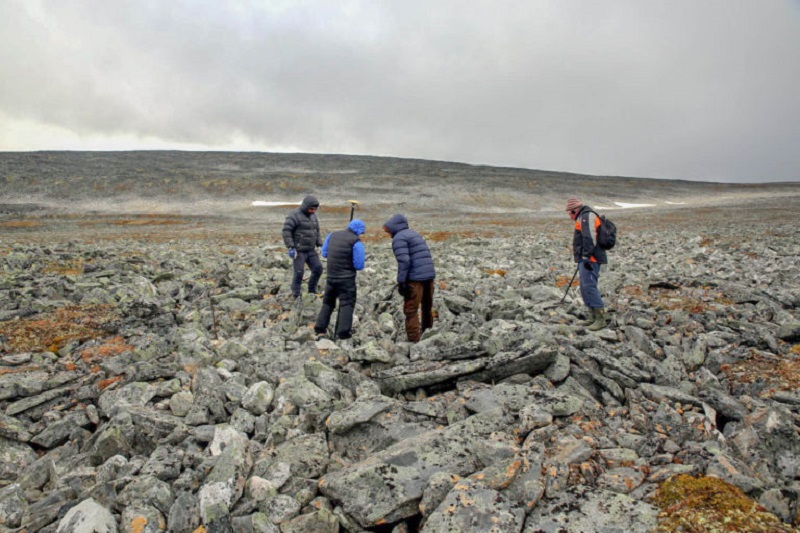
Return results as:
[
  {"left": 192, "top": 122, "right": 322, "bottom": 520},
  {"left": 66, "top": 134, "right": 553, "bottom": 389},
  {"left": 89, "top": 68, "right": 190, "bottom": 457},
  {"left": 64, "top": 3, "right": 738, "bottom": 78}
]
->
[
  {"left": 559, "top": 265, "right": 580, "bottom": 304},
  {"left": 348, "top": 199, "right": 360, "bottom": 221},
  {"left": 332, "top": 199, "right": 361, "bottom": 337}
]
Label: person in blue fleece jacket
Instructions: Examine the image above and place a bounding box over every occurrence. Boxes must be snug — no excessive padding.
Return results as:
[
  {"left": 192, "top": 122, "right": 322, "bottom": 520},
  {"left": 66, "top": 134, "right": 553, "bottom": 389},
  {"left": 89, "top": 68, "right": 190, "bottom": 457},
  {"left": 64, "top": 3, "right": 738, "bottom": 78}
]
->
[{"left": 314, "top": 219, "right": 366, "bottom": 340}]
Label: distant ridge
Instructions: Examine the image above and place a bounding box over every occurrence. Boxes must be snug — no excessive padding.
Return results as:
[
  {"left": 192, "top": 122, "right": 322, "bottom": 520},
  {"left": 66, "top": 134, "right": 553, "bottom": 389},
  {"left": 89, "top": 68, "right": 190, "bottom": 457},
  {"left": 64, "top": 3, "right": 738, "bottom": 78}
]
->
[{"left": 1, "top": 151, "right": 798, "bottom": 216}]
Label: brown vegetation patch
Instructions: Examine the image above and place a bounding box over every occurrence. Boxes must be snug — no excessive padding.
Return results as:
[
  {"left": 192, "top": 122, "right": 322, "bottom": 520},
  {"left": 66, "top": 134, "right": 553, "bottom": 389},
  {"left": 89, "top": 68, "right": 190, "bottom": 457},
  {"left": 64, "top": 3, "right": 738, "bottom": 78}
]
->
[
  {"left": 423, "top": 230, "right": 495, "bottom": 242},
  {"left": 110, "top": 217, "right": 186, "bottom": 226},
  {"left": 556, "top": 274, "right": 580, "bottom": 288},
  {"left": 360, "top": 227, "right": 496, "bottom": 243},
  {"left": 0, "top": 304, "right": 120, "bottom": 354},
  {"left": 620, "top": 285, "right": 645, "bottom": 298},
  {"left": 79, "top": 336, "right": 133, "bottom": 363},
  {"left": 320, "top": 205, "right": 353, "bottom": 215},
  {"left": 654, "top": 474, "right": 794, "bottom": 532},
  {"left": 41, "top": 258, "right": 85, "bottom": 276},
  {"left": 97, "top": 375, "right": 123, "bottom": 391},
  {"left": 620, "top": 285, "right": 733, "bottom": 314},
  {"left": 76, "top": 214, "right": 187, "bottom": 227},
  {"left": 720, "top": 352, "right": 800, "bottom": 397},
  {"left": 0, "top": 364, "right": 42, "bottom": 377},
  {"left": 480, "top": 218, "right": 533, "bottom": 228},
  {"left": 359, "top": 229, "right": 390, "bottom": 244},
  {"left": 0, "top": 220, "right": 44, "bottom": 229}
]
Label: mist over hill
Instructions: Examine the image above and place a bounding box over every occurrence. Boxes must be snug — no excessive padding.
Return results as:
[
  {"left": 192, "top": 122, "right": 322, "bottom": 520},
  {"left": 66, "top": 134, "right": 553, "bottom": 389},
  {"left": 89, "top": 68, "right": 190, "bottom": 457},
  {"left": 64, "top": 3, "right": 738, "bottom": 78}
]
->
[{"left": 2, "top": 151, "right": 798, "bottom": 218}]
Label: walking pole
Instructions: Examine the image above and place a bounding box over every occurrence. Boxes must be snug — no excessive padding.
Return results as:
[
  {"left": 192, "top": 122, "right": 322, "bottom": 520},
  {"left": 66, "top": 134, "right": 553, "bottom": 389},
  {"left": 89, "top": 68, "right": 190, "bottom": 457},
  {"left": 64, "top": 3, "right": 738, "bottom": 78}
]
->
[{"left": 560, "top": 265, "right": 580, "bottom": 304}]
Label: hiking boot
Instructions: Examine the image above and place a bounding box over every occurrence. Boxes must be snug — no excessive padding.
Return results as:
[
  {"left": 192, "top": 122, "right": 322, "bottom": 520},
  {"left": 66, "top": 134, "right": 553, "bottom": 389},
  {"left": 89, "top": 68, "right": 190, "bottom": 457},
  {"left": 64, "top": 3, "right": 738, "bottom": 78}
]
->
[
  {"left": 588, "top": 308, "right": 608, "bottom": 331},
  {"left": 578, "top": 309, "right": 596, "bottom": 327}
]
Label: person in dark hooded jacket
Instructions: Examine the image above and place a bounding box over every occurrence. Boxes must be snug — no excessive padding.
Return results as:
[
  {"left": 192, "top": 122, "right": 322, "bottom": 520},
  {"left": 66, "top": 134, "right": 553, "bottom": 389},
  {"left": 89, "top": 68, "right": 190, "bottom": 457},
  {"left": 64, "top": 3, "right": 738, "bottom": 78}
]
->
[
  {"left": 282, "top": 195, "right": 323, "bottom": 298},
  {"left": 314, "top": 219, "right": 366, "bottom": 340},
  {"left": 566, "top": 197, "right": 608, "bottom": 331},
  {"left": 383, "top": 214, "right": 436, "bottom": 342}
]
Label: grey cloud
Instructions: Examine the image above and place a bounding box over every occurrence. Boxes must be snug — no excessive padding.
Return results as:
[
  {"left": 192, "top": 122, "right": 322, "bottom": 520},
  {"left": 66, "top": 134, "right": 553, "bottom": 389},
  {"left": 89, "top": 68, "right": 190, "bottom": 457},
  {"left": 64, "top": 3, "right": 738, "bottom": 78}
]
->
[{"left": 0, "top": 0, "right": 798, "bottom": 182}]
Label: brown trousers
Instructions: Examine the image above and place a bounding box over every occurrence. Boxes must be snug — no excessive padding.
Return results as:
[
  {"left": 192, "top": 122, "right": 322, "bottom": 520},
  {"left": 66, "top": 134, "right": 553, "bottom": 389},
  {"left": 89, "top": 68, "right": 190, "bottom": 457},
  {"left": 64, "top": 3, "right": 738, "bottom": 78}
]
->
[{"left": 404, "top": 279, "right": 435, "bottom": 342}]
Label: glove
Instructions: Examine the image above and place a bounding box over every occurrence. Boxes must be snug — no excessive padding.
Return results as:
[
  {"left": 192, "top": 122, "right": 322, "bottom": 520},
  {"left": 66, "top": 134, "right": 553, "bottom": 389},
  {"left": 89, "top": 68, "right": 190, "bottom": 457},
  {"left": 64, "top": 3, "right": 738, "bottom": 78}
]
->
[
  {"left": 397, "top": 282, "right": 410, "bottom": 298},
  {"left": 583, "top": 261, "right": 593, "bottom": 271},
  {"left": 288, "top": 248, "right": 296, "bottom": 259}
]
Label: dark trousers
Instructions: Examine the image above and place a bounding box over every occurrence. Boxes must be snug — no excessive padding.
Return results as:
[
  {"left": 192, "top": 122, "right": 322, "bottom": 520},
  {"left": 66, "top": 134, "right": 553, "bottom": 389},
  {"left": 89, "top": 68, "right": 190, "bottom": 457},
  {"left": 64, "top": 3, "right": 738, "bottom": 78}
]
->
[
  {"left": 578, "top": 261, "right": 603, "bottom": 308},
  {"left": 314, "top": 277, "right": 357, "bottom": 339},
  {"left": 404, "top": 279, "right": 435, "bottom": 342},
  {"left": 292, "top": 250, "right": 323, "bottom": 298}
]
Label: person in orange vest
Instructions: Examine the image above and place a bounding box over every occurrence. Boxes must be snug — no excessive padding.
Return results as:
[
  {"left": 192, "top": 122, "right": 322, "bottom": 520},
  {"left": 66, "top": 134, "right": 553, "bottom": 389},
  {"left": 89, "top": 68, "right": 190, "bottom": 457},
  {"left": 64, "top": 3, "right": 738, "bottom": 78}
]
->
[{"left": 566, "top": 197, "right": 608, "bottom": 331}]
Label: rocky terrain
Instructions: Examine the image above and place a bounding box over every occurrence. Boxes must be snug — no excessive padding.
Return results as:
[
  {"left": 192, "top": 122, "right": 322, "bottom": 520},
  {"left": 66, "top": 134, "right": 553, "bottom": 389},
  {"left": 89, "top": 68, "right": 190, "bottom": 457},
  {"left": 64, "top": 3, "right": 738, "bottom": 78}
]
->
[{"left": 1, "top": 151, "right": 800, "bottom": 532}]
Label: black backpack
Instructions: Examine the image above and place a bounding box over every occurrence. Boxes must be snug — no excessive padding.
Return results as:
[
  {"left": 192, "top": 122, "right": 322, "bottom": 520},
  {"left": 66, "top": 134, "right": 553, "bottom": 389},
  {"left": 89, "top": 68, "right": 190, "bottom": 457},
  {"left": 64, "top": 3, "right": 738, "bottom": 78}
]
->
[{"left": 590, "top": 210, "right": 617, "bottom": 250}]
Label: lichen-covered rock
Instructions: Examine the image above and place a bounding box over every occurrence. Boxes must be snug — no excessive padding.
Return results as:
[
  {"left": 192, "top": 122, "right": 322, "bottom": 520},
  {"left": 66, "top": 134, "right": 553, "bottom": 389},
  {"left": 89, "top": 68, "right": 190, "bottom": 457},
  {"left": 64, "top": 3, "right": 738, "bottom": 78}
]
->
[
  {"left": 777, "top": 322, "right": 800, "bottom": 342},
  {"left": 56, "top": 498, "right": 117, "bottom": 533},
  {"left": 0, "top": 483, "right": 27, "bottom": 528},
  {"left": 326, "top": 397, "right": 394, "bottom": 434},
  {"left": 524, "top": 486, "right": 659, "bottom": 532},
  {"left": 421, "top": 478, "right": 525, "bottom": 532},
  {"left": 0, "top": 437, "right": 38, "bottom": 483},
  {"left": 241, "top": 381, "right": 274, "bottom": 415},
  {"left": 319, "top": 409, "right": 512, "bottom": 528},
  {"left": 199, "top": 425, "right": 252, "bottom": 525}
]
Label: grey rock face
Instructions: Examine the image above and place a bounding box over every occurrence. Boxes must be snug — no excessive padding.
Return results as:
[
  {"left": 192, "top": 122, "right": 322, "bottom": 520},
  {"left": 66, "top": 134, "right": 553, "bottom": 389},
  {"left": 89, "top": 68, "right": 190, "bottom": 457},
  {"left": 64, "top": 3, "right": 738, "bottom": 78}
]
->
[
  {"left": 0, "top": 484, "right": 27, "bottom": 528},
  {"left": 421, "top": 477, "right": 525, "bottom": 532},
  {"left": 0, "top": 437, "right": 38, "bottom": 483},
  {"left": 56, "top": 498, "right": 118, "bottom": 533},
  {"left": 777, "top": 321, "right": 800, "bottom": 342},
  {"left": 523, "top": 486, "right": 659, "bottom": 532},
  {"left": 320, "top": 409, "right": 512, "bottom": 528}
]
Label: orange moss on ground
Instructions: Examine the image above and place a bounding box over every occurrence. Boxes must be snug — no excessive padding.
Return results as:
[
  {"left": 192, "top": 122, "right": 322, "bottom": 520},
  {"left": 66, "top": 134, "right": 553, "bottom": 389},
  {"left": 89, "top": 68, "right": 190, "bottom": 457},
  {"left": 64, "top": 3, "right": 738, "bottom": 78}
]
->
[
  {"left": 360, "top": 229, "right": 390, "bottom": 243},
  {"left": 556, "top": 274, "right": 580, "bottom": 288},
  {"left": 79, "top": 336, "right": 133, "bottom": 362},
  {"left": 41, "top": 258, "right": 85, "bottom": 276},
  {"left": 654, "top": 474, "right": 795, "bottom": 532},
  {"left": 0, "top": 365, "right": 42, "bottom": 377},
  {"left": 0, "top": 304, "right": 120, "bottom": 354},
  {"left": 423, "top": 230, "right": 495, "bottom": 242},
  {"left": 0, "top": 220, "right": 44, "bottom": 229},
  {"left": 721, "top": 352, "right": 800, "bottom": 397},
  {"left": 76, "top": 214, "right": 187, "bottom": 227},
  {"left": 97, "top": 375, "right": 124, "bottom": 391},
  {"left": 620, "top": 285, "right": 734, "bottom": 314},
  {"left": 110, "top": 218, "right": 186, "bottom": 226}
]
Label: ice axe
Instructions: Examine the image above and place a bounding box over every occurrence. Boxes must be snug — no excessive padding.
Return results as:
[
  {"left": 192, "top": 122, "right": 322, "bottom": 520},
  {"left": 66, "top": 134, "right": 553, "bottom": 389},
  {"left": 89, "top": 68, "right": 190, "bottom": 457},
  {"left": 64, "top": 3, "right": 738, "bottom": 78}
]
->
[
  {"left": 559, "top": 265, "right": 580, "bottom": 304},
  {"left": 348, "top": 200, "right": 360, "bottom": 221}
]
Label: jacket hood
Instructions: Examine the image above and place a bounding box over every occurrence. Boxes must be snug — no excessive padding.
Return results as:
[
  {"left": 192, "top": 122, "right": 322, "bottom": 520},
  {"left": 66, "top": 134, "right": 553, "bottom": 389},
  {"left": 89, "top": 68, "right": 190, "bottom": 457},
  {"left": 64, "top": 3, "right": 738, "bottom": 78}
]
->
[
  {"left": 348, "top": 219, "right": 366, "bottom": 236},
  {"left": 300, "top": 195, "right": 320, "bottom": 212},
  {"left": 382, "top": 213, "right": 408, "bottom": 236}
]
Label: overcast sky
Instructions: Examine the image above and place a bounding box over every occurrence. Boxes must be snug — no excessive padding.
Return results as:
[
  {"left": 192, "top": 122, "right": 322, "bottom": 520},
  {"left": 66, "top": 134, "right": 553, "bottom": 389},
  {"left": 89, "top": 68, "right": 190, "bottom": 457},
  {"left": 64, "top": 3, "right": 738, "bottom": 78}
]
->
[{"left": 1, "top": 1, "right": 798, "bottom": 183}]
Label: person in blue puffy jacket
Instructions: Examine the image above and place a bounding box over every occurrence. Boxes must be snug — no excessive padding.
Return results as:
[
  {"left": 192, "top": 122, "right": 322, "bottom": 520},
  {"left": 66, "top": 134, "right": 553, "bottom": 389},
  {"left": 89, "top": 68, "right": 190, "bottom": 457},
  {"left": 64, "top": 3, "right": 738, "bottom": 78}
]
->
[
  {"left": 383, "top": 214, "right": 436, "bottom": 342},
  {"left": 314, "top": 219, "right": 366, "bottom": 340}
]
